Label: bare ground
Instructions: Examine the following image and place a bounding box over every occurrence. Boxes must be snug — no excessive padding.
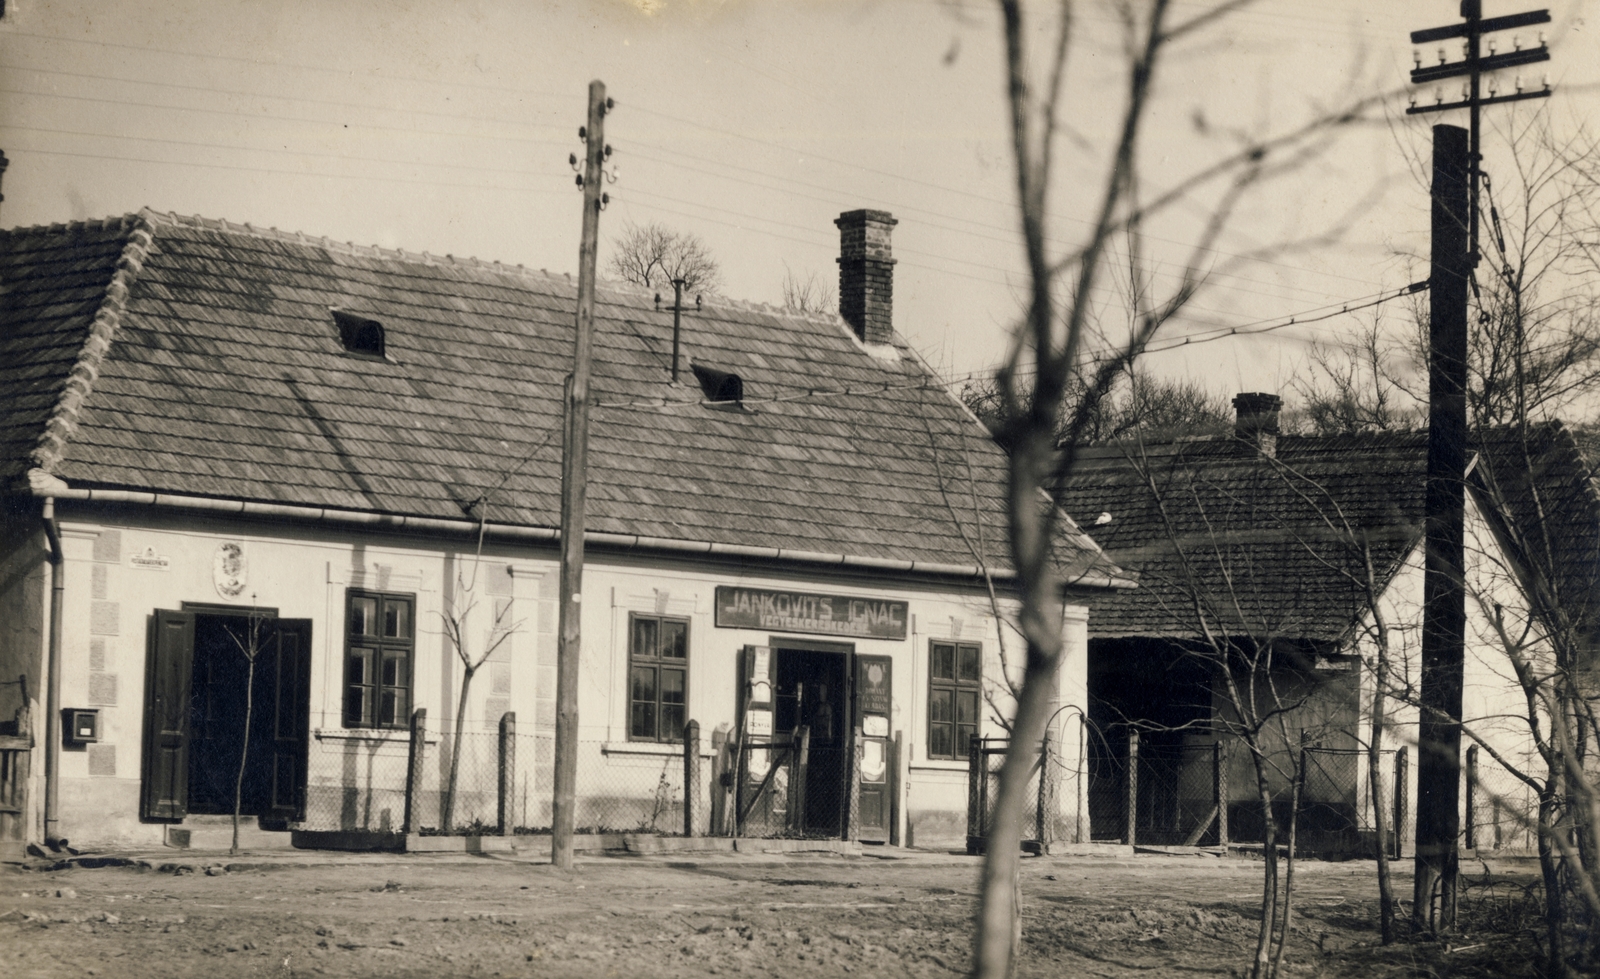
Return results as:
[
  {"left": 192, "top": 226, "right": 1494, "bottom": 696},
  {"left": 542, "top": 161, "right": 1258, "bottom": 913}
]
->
[{"left": 0, "top": 850, "right": 1543, "bottom": 978}]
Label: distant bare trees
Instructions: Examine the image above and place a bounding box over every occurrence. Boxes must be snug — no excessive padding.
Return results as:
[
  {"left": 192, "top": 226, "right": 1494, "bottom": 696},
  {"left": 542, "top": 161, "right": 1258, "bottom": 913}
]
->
[
  {"left": 963, "top": 367, "right": 1229, "bottom": 450},
  {"left": 606, "top": 221, "right": 721, "bottom": 296},
  {"left": 780, "top": 265, "right": 835, "bottom": 316}
]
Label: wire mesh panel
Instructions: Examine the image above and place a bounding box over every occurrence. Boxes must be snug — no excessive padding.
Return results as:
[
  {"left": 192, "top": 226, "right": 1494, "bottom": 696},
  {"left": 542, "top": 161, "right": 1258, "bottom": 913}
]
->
[
  {"left": 966, "top": 737, "right": 1045, "bottom": 853},
  {"left": 1467, "top": 751, "right": 1541, "bottom": 853},
  {"left": 1134, "top": 742, "right": 1218, "bottom": 845},
  {"left": 300, "top": 736, "right": 412, "bottom": 834},
  {"left": 1299, "top": 747, "right": 1362, "bottom": 855}
]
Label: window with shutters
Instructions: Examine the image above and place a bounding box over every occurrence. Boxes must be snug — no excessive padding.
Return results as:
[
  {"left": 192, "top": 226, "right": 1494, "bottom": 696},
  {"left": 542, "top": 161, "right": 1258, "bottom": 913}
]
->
[
  {"left": 343, "top": 590, "right": 413, "bottom": 729},
  {"left": 628, "top": 613, "right": 688, "bottom": 742},
  {"left": 928, "top": 639, "right": 981, "bottom": 760}
]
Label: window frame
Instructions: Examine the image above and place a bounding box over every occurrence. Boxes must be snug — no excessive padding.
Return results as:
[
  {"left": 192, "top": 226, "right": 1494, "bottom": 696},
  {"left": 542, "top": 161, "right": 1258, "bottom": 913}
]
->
[
  {"left": 627, "top": 612, "right": 690, "bottom": 743},
  {"left": 927, "top": 639, "right": 983, "bottom": 761},
  {"left": 343, "top": 589, "right": 414, "bottom": 730}
]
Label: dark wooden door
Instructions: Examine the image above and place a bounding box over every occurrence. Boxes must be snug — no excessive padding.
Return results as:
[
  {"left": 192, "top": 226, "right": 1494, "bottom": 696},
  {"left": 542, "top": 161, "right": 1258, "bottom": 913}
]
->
[
  {"left": 268, "top": 620, "right": 312, "bottom": 821},
  {"left": 142, "top": 610, "right": 195, "bottom": 821}
]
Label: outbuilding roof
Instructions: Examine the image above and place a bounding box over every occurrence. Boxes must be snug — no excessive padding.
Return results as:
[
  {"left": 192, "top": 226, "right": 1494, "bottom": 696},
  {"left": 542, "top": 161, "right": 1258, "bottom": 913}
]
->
[
  {"left": 0, "top": 209, "right": 1122, "bottom": 585},
  {"left": 1054, "top": 431, "right": 1430, "bottom": 641}
]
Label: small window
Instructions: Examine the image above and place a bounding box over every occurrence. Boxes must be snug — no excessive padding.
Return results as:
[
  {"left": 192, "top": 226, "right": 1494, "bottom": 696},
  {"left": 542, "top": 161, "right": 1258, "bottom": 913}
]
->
[
  {"left": 345, "top": 589, "right": 413, "bottom": 729},
  {"left": 628, "top": 613, "right": 689, "bottom": 742},
  {"left": 928, "top": 640, "right": 981, "bottom": 760},
  {"left": 333, "top": 310, "right": 385, "bottom": 358}
]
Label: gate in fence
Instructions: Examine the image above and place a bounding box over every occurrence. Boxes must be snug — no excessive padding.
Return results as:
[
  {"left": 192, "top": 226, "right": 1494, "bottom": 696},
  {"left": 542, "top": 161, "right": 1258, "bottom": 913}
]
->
[{"left": 965, "top": 735, "right": 1061, "bottom": 855}]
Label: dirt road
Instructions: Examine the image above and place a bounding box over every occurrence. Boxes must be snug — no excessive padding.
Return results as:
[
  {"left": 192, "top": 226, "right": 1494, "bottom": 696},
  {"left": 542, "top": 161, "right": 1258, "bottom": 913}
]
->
[{"left": 0, "top": 851, "right": 1540, "bottom": 978}]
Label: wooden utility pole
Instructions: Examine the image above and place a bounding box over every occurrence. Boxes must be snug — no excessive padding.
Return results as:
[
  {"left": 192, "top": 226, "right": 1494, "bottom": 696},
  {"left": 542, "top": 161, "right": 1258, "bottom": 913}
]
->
[
  {"left": 552, "top": 79, "right": 609, "bottom": 871},
  {"left": 1404, "top": 1, "right": 1553, "bottom": 932},
  {"left": 1415, "top": 120, "right": 1470, "bottom": 934}
]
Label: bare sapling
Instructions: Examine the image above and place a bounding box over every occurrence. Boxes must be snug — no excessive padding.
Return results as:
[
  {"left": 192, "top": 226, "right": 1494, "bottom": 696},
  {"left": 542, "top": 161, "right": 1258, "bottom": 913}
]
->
[
  {"left": 440, "top": 509, "right": 522, "bottom": 833},
  {"left": 221, "top": 599, "right": 268, "bottom": 856}
]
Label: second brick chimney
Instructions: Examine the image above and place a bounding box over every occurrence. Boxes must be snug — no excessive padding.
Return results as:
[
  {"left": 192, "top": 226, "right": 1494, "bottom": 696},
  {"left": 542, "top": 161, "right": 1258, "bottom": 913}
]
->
[
  {"left": 1232, "top": 392, "right": 1283, "bottom": 458},
  {"left": 835, "top": 209, "right": 897, "bottom": 344}
]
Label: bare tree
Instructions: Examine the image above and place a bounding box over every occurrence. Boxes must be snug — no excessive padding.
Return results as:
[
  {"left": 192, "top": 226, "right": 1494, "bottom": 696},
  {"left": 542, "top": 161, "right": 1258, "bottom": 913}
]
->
[
  {"left": 439, "top": 512, "right": 522, "bottom": 833},
  {"left": 964, "top": 366, "right": 1229, "bottom": 449},
  {"left": 606, "top": 221, "right": 721, "bottom": 295},
  {"left": 780, "top": 264, "right": 835, "bottom": 316},
  {"left": 974, "top": 2, "right": 1380, "bottom": 975},
  {"left": 221, "top": 601, "right": 268, "bottom": 857}
]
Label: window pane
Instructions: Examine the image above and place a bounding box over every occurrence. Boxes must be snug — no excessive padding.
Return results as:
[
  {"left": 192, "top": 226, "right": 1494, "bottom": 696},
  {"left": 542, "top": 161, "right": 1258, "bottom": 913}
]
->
[
  {"left": 660, "top": 620, "right": 687, "bottom": 659},
  {"left": 661, "top": 702, "right": 685, "bottom": 741},
  {"left": 631, "top": 700, "right": 657, "bottom": 740},
  {"left": 345, "top": 685, "right": 368, "bottom": 727},
  {"left": 632, "top": 617, "right": 659, "bottom": 659},
  {"left": 632, "top": 665, "right": 657, "bottom": 706},
  {"left": 929, "top": 688, "right": 953, "bottom": 723},
  {"left": 957, "top": 724, "right": 977, "bottom": 758},
  {"left": 351, "top": 597, "right": 377, "bottom": 636},
  {"left": 379, "top": 688, "right": 399, "bottom": 728},
  {"left": 930, "top": 723, "right": 953, "bottom": 759},
  {"left": 661, "top": 669, "right": 686, "bottom": 706},
  {"left": 957, "top": 690, "right": 979, "bottom": 724},
  {"left": 381, "top": 651, "right": 405, "bottom": 687},
  {"left": 932, "top": 643, "right": 955, "bottom": 680},
  {"left": 348, "top": 649, "right": 370, "bottom": 685},
  {"left": 383, "top": 600, "right": 410, "bottom": 639},
  {"left": 959, "top": 644, "right": 981, "bottom": 682}
]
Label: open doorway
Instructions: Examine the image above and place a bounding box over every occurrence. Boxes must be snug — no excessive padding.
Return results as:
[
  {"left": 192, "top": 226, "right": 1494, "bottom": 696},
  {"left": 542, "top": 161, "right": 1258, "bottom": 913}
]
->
[
  {"left": 773, "top": 646, "right": 849, "bottom": 836},
  {"left": 186, "top": 613, "right": 278, "bottom": 815},
  {"left": 141, "top": 609, "right": 311, "bottom": 823}
]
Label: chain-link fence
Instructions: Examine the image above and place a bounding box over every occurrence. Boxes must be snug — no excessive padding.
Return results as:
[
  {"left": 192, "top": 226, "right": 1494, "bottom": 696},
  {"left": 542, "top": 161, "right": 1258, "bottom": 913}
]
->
[
  {"left": 509, "top": 736, "right": 691, "bottom": 837},
  {"left": 301, "top": 735, "right": 413, "bottom": 834},
  {"left": 1466, "top": 748, "right": 1540, "bottom": 853}
]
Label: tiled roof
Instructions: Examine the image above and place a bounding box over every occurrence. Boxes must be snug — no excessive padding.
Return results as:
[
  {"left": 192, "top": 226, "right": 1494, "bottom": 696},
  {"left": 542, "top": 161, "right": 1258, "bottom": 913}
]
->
[
  {"left": 1054, "top": 432, "right": 1430, "bottom": 640},
  {"left": 0, "top": 210, "right": 1120, "bottom": 582}
]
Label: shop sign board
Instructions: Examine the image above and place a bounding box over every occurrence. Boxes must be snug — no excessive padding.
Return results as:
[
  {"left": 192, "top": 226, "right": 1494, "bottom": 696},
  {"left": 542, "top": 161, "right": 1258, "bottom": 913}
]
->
[{"left": 715, "top": 586, "right": 907, "bottom": 640}]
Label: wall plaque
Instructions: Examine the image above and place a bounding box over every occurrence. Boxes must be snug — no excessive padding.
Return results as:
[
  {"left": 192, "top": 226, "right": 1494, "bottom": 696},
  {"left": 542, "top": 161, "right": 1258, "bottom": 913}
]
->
[{"left": 714, "top": 586, "right": 907, "bottom": 640}]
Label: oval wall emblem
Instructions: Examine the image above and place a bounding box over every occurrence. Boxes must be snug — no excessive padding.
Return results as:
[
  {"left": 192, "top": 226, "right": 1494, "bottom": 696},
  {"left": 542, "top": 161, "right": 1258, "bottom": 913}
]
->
[{"left": 213, "top": 542, "right": 248, "bottom": 598}]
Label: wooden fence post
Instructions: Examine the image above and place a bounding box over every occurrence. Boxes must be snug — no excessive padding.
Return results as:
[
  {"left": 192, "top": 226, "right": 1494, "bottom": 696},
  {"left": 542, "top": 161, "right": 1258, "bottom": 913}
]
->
[
  {"left": 1464, "top": 744, "right": 1478, "bottom": 851},
  {"left": 1214, "top": 739, "right": 1229, "bottom": 848},
  {"left": 1125, "top": 728, "right": 1140, "bottom": 847},
  {"left": 709, "top": 725, "right": 728, "bottom": 836},
  {"left": 889, "top": 730, "right": 902, "bottom": 847},
  {"left": 404, "top": 708, "right": 427, "bottom": 834},
  {"left": 966, "top": 736, "right": 983, "bottom": 854},
  {"left": 1393, "top": 747, "right": 1409, "bottom": 860},
  {"left": 683, "top": 719, "right": 701, "bottom": 837},
  {"left": 1037, "top": 729, "right": 1056, "bottom": 850},
  {"left": 498, "top": 711, "right": 516, "bottom": 836}
]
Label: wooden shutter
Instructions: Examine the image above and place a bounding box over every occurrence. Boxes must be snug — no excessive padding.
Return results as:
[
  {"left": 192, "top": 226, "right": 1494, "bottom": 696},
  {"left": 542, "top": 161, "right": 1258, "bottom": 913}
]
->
[
  {"left": 268, "top": 619, "right": 313, "bottom": 821},
  {"left": 855, "top": 655, "right": 893, "bottom": 841},
  {"left": 141, "top": 610, "right": 194, "bottom": 821}
]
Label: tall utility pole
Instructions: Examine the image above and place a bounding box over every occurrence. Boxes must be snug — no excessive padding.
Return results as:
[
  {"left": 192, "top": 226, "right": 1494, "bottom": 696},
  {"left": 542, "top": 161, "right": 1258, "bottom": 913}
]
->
[
  {"left": 552, "top": 80, "right": 610, "bottom": 871},
  {"left": 1404, "top": 1, "right": 1552, "bottom": 932}
]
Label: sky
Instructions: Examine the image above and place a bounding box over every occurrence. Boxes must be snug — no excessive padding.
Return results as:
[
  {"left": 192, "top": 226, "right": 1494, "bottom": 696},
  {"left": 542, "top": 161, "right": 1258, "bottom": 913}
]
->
[{"left": 3, "top": 0, "right": 1598, "bottom": 401}]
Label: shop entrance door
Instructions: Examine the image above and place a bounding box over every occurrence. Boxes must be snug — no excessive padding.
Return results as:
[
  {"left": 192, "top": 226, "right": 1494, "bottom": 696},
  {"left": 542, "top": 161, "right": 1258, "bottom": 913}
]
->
[
  {"left": 141, "top": 609, "right": 311, "bottom": 823},
  {"left": 773, "top": 646, "right": 849, "bottom": 837}
]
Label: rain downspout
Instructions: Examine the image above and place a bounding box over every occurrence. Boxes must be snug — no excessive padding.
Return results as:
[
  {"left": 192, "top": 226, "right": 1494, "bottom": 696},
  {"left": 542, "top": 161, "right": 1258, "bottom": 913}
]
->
[{"left": 41, "top": 497, "right": 64, "bottom": 846}]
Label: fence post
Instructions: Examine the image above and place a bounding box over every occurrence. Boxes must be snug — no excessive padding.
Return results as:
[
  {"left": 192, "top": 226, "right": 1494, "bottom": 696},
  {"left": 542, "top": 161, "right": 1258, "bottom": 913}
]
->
[
  {"left": 683, "top": 719, "right": 701, "bottom": 838},
  {"left": 1037, "top": 729, "right": 1055, "bottom": 851},
  {"left": 966, "top": 736, "right": 982, "bottom": 854},
  {"left": 709, "top": 726, "right": 728, "bottom": 836},
  {"left": 404, "top": 708, "right": 427, "bottom": 834},
  {"left": 1393, "top": 746, "right": 1409, "bottom": 860},
  {"left": 1125, "top": 728, "right": 1140, "bottom": 847},
  {"left": 498, "top": 711, "right": 516, "bottom": 836},
  {"left": 889, "top": 730, "right": 902, "bottom": 847},
  {"left": 1214, "top": 739, "right": 1229, "bottom": 848},
  {"left": 1464, "top": 744, "right": 1478, "bottom": 852}
]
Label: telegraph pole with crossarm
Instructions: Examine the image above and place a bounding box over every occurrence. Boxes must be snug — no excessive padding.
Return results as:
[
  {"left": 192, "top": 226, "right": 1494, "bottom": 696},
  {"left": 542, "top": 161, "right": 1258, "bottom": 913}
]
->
[{"left": 1404, "top": 0, "right": 1553, "bottom": 934}]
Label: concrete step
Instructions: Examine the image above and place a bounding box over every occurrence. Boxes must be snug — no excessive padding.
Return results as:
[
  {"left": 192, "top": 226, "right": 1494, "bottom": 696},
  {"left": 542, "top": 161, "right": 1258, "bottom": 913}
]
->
[{"left": 166, "top": 816, "right": 296, "bottom": 851}]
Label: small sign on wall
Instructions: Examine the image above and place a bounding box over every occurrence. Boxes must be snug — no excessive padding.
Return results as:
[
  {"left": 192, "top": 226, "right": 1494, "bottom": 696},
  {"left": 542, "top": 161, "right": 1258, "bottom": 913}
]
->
[{"left": 128, "top": 546, "right": 171, "bottom": 571}]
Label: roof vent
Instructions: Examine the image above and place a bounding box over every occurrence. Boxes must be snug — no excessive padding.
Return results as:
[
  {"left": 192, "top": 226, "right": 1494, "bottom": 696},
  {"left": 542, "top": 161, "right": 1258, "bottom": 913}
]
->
[
  {"left": 333, "top": 310, "right": 385, "bottom": 358},
  {"left": 691, "top": 362, "right": 743, "bottom": 404}
]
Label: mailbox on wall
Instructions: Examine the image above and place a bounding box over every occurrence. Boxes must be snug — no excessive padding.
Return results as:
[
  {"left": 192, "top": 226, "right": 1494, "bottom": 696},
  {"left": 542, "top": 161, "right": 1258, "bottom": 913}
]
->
[{"left": 63, "top": 708, "right": 100, "bottom": 746}]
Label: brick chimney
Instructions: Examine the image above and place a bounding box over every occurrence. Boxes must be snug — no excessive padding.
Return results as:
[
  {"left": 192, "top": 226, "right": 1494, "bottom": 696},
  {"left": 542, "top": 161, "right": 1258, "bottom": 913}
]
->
[
  {"left": 1232, "top": 392, "right": 1283, "bottom": 457},
  {"left": 835, "top": 209, "right": 897, "bottom": 344}
]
